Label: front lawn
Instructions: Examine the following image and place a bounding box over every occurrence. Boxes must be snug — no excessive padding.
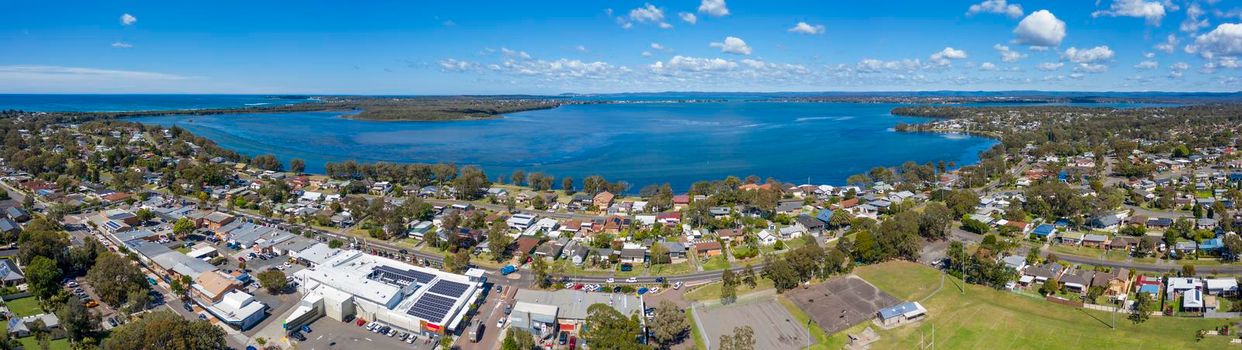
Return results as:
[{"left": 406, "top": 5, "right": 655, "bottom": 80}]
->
[
  {"left": 683, "top": 277, "right": 774, "bottom": 302},
  {"left": 700, "top": 256, "right": 730, "bottom": 271}
]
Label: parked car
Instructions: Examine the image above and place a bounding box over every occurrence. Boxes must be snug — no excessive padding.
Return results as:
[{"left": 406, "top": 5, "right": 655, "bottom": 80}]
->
[
  {"left": 673, "top": 282, "right": 682, "bottom": 290},
  {"left": 289, "top": 331, "right": 306, "bottom": 341},
  {"left": 497, "top": 317, "right": 506, "bottom": 328},
  {"left": 500, "top": 265, "right": 517, "bottom": 275}
]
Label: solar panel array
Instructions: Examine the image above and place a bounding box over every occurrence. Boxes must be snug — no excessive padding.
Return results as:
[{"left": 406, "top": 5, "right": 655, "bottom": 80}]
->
[
  {"left": 371, "top": 266, "right": 435, "bottom": 287},
  {"left": 406, "top": 293, "right": 455, "bottom": 321},
  {"left": 427, "top": 280, "right": 469, "bottom": 298}
]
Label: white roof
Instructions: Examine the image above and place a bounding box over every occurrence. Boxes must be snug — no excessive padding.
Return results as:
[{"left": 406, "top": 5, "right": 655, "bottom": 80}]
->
[
  {"left": 297, "top": 243, "right": 341, "bottom": 265},
  {"left": 1206, "top": 278, "right": 1238, "bottom": 291},
  {"left": 1168, "top": 277, "right": 1202, "bottom": 290}
]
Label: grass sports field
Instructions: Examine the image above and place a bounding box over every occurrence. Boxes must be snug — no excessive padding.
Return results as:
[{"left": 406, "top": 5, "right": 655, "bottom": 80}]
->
[{"left": 850, "top": 261, "right": 1237, "bottom": 349}]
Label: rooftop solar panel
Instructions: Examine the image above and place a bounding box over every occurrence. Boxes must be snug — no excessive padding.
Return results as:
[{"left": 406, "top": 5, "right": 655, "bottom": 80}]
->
[
  {"left": 428, "top": 280, "right": 469, "bottom": 298},
  {"left": 371, "top": 266, "right": 436, "bottom": 286},
  {"left": 406, "top": 293, "right": 455, "bottom": 321}
]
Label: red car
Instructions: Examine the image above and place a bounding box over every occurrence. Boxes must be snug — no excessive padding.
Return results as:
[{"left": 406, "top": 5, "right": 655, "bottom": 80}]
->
[{"left": 569, "top": 336, "right": 577, "bottom": 350}]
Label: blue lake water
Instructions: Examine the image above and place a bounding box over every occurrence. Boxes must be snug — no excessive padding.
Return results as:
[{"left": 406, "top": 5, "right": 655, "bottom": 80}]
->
[
  {"left": 131, "top": 102, "right": 999, "bottom": 191},
  {"left": 0, "top": 94, "right": 313, "bottom": 112}
]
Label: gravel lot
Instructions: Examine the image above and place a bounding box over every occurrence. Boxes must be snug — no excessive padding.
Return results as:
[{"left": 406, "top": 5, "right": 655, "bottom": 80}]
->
[{"left": 784, "top": 275, "right": 899, "bottom": 334}]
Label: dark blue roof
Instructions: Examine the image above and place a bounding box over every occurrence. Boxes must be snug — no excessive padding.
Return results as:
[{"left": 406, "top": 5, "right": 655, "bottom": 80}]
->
[{"left": 1033, "top": 224, "right": 1055, "bottom": 236}]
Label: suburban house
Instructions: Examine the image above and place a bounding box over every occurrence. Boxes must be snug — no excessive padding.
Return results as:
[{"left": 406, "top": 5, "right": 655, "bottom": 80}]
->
[
  {"left": 1090, "top": 268, "right": 1131, "bottom": 302},
  {"left": 694, "top": 242, "right": 723, "bottom": 258},
  {"left": 1060, "top": 270, "right": 1095, "bottom": 294},
  {"left": 794, "top": 215, "right": 825, "bottom": 236},
  {"left": 1206, "top": 278, "right": 1239, "bottom": 297},
  {"left": 593, "top": 191, "right": 615, "bottom": 209},
  {"left": 0, "top": 259, "right": 24, "bottom": 286}
]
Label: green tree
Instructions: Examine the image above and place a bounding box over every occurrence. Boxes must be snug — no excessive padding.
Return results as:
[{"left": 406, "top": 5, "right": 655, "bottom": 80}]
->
[
  {"left": 256, "top": 269, "right": 288, "bottom": 294},
  {"left": 1130, "top": 292, "right": 1153, "bottom": 324},
  {"left": 720, "top": 269, "right": 738, "bottom": 303},
  {"left": 85, "top": 253, "right": 149, "bottom": 307},
  {"left": 487, "top": 219, "right": 513, "bottom": 262},
  {"left": 290, "top": 158, "right": 306, "bottom": 173},
  {"left": 102, "top": 310, "right": 226, "bottom": 350},
  {"left": 582, "top": 304, "right": 647, "bottom": 350},
  {"left": 501, "top": 328, "right": 536, "bottom": 350},
  {"left": 18, "top": 229, "right": 69, "bottom": 266},
  {"left": 1039, "top": 277, "right": 1060, "bottom": 296},
  {"left": 26, "top": 256, "right": 62, "bottom": 302},
  {"left": 650, "top": 300, "right": 689, "bottom": 347},
  {"left": 172, "top": 217, "right": 196, "bottom": 239}
]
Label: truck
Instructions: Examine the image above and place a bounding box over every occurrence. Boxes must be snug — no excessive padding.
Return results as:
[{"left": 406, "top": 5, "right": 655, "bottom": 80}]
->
[
  {"left": 469, "top": 321, "right": 484, "bottom": 343},
  {"left": 500, "top": 265, "right": 517, "bottom": 275}
]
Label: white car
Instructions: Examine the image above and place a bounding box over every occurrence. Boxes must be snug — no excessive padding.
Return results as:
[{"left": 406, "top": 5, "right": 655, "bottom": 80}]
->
[
  {"left": 649, "top": 287, "right": 660, "bottom": 294},
  {"left": 605, "top": 278, "right": 615, "bottom": 284},
  {"left": 564, "top": 282, "right": 575, "bottom": 289},
  {"left": 673, "top": 282, "right": 682, "bottom": 290},
  {"left": 626, "top": 277, "right": 638, "bottom": 283},
  {"left": 497, "top": 317, "right": 506, "bottom": 328}
]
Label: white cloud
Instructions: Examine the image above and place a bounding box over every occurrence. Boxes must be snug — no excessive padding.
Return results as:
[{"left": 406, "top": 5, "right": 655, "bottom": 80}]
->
[
  {"left": 0, "top": 65, "right": 185, "bottom": 81},
  {"left": 110, "top": 42, "right": 133, "bottom": 49},
  {"left": 679, "top": 12, "right": 697, "bottom": 24},
  {"left": 929, "top": 47, "right": 968, "bottom": 65},
  {"left": 1074, "top": 63, "right": 1109, "bottom": 73},
  {"left": 1134, "top": 60, "right": 1158, "bottom": 69},
  {"left": 698, "top": 0, "right": 729, "bottom": 17},
  {"left": 1181, "top": 3, "right": 1210, "bottom": 33},
  {"left": 1092, "top": 0, "right": 1166, "bottom": 26},
  {"left": 1062, "top": 46, "right": 1115, "bottom": 63},
  {"left": 575, "top": 45, "right": 588, "bottom": 53},
  {"left": 709, "top": 36, "right": 752, "bottom": 55},
  {"left": 641, "top": 51, "right": 653, "bottom": 57},
  {"left": 967, "top": 0, "right": 1024, "bottom": 19},
  {"left": 980, "top": 62, "right": 998, "bottom": 71},
  {"left": 625, "top": 3, "right": 671, "bottom": 29},
  {"left": 1186, "top": 23, "right": 1242, "bottom": 59},
  {"left": 649, "top": 55, "right": 737, "bottom": 73},
  {"left": 1168, "top": 61, "right": 1190, "bottom": 78},
  {"left": 1144, "top": 52, "right": 1156, "bottom": 58},
  {"left": 788, "top": 22, "right": 825, "bottom": 35},
  {"left": 1036, "top": 62, "right": 1064, "bottom": 71},
  {"left": 1014, "top": 10, "right": 1066, "bottom": 47},
  {"left": 499, "top": 58, "right": 623, "bottom": 79},
  {"left": 438, "top": 58, "right": 474, "bottom": 72},
  {"left": 120, "top": 13, "right": 137, "bottom": 26},
  {"left": 651, "top": 42, "right": 667, "bottom": 51},
  {"left": 856, "top": 58, "right": 923, "bottom": 73},
  {"left": 500, "top": 48, "right": 531, "bottom": 59},
  {"left": 993, "top": 44, "right": 1026, "bottom": 62},
  {"left": 1154, "top": 34, "right": 1178, "bottom": 53}
]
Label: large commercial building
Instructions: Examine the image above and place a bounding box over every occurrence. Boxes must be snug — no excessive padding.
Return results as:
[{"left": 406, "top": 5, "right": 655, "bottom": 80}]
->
[{"left": 286, "top": 250, "right": 484, "bottom": 335}]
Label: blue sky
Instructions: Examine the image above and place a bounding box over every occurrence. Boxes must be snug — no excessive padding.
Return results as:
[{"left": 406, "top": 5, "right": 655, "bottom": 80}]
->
[{"left": 2, "top": 0, "right": 1240, "bottom": 94}]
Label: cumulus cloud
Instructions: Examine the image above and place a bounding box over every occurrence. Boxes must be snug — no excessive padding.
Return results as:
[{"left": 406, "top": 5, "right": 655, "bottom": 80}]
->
[
  {"left": 110, "top": 42, "right": 133, "bottom": 49},
  {"left": 1014, "top": 10, "right": 1066, "bottom": 47},
  {"left": 788, "top": 22, "right": 825, "bottom": 35},
  {"left": 994, "top": 44, "right": 1026, "bottom": 62},
  {"left": 856, "top": 58, "right": 923, "bottom": 73},
  {"left": 623, "top": 3, "right": 672, "bottom": 29},
  {"left": 438, "top": 58, "right": 474, "bottom": 72},
  {"left": 929, "top": 47, "right": 968, "bottom": 66},
  {"left": 1134, "top": 60, "right": 1158, "bottom": 69},
  {"left": 679, "top": 12, "right": 697, "bottom": 24},
  {"left": 1074, "top": 63, "right": 1109, "bottom": 73},
  {"left": 1062, "top": 46, "right": 1115, "bottom": 63},
  {"left": 498, "top": 58, "right": 623, "bottom": 79},
  {"left": 709, "top": 36, "right": 752, "bottom": 55},
  {"left": 650, "top": 55, "right": 737, "bottom": 73},
  {"left": 966, "top": 0, "right": 1024, "bottom": 19},
  {"left": 1093, "top": 0, "right": 1166, "bottom": 26},
  {"left": 1181, "top": 3, "right": 1210, "bottom": 33},
  {"left": 1036, "top": 62, "right": 1064, "bottom": 71},
  {"left": 120, "top": 13, "right": 137, "bottom": 25},
  {"left": 651, "top": 42, "right": 667, "bottom": 51},
  {"left": 980, "top": 62, "right": 998, "bottom": 71},
  {"left": 698, "top": 0, "right": 729, "bottom": 17},
  {"left": 1186, "top": 23, "right": 1242, "bottom": 59},
  {"left": 1168, "top": 61, "right": 1190, "bottom": 78},
  {"left": 1154, "top": 34, "right": 1178, "bottom": 53}
]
